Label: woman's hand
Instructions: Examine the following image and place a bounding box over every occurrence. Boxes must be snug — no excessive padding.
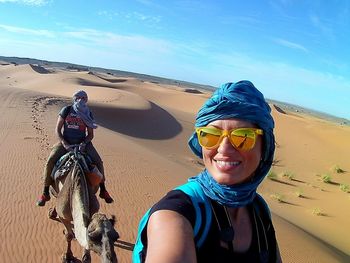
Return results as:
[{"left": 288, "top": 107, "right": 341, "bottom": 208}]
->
[{"left": 79, "top": 142, "right": 86, "bottom": 153}]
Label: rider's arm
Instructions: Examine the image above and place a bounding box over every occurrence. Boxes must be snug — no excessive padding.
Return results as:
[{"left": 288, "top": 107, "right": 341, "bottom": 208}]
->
[
  {"left": 84, "top": 127, "right": 94, "bottom": 144},
  {"left": 145, "top": 210, "right": 197, "bottom": 263},
  {"left": 55, "top": 115, "right": 70, "bottom": 149}
]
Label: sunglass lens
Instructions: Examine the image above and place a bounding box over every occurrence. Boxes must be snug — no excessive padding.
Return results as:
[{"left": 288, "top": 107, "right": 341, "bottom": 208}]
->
[
  {"left": 198, "top": 128, "right": 221, "bottom": 148},
  {"left": 230, "top": 129, "right": 256, "bottom": 150}
]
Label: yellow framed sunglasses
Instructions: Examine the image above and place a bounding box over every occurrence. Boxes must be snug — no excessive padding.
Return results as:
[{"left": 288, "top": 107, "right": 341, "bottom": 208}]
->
[{"left": 195, "top": 127, "right": 263, "bottom": 151}]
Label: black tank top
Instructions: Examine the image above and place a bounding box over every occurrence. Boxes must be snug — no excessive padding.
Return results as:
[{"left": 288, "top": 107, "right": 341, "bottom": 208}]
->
[{"left": 147, "top": 190, "right": 277, "bottom": 263}]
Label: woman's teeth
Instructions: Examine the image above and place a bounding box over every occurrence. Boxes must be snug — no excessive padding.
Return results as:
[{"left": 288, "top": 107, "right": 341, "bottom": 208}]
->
[{"left": 216, "top": 160, "right": 241, "bottom": 166}]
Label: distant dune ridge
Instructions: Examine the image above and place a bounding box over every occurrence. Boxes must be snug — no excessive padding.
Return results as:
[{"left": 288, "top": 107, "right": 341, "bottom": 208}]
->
[
  {"left": 29, "top": 64, "right": 52, "bottom": 74},
  {"left": 0, "top": 56, "right": 349, "bottom": 262},
  {"left": 273, "top": 104, "right": 287, "bottom": 114}
]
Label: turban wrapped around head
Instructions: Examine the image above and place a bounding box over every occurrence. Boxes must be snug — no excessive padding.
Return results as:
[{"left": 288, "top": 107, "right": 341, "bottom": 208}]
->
[
  {"left": 73, "top": 90, "right": 88, "bottom": 102},
  {"left": 71, "top": 90, "right": 97, "bottom": 129},
  {"left": 188, "top": 81, "right": 275, "bottom": 186}
]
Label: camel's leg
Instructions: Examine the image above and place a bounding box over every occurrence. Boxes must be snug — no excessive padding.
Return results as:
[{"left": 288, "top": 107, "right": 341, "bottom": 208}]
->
[
  {"left": 82, "top": 249, "right": 91, "bottom": 263},
  {"left": 60, "top": 218, "right": 75, "bottom": 263},
  {"left": 61, "top": 231, "right": 74, "bottom": 263},
  {"left": 48, "top": 207, "right": 61, "bottom": 223}
]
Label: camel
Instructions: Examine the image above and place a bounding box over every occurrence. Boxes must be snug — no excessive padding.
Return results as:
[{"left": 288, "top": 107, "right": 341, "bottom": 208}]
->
[{"left": 48, "top": 148, "right": 119, "bottom": 263}]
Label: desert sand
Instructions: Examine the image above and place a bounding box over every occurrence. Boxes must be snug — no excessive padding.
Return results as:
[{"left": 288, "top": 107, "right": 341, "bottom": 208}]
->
[{"left": 0, "top": 62, "right": 349, "bottom": 262}]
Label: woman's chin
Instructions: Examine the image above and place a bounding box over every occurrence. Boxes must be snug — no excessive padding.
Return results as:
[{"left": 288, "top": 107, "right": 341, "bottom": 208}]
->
[{"left": 212, "top": 173, "right": 243, "bottom": 186}]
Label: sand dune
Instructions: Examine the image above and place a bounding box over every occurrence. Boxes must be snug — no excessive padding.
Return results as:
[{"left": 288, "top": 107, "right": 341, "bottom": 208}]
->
[
  {"left": 0, "top": 63, "right": 349, "bottom": 262},
  {"left": 273, "top": 104, "right": 287, "bottom": 114},
  {"left": 29, "top": 64, "right": 52, "bottom": 74}
]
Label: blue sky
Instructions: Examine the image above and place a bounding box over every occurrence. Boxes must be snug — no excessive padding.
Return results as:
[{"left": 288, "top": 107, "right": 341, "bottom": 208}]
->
[{"left": 0, "top": 0, "right": 349, "bottom": 119}]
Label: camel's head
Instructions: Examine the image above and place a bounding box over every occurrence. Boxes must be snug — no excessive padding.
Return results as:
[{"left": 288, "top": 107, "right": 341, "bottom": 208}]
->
[{"left": 87, "top": 213, "right": 119, "bottom": 263}]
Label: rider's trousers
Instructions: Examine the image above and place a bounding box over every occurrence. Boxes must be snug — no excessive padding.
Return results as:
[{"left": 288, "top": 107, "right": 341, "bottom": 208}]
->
[{"left": 42, "top": 141, "right": 105, "bottom": 187}]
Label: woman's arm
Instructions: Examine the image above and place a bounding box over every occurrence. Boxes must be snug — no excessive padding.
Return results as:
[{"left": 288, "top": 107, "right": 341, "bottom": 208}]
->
[
  {"left": 145, "top": 210, "right": 197, "bottom": 263},
  {"left": 55, "top": 115, "right": 70, "bottom": 149},
  {"left": 84, "top": 126, "right": 94, "bottom": 144}
]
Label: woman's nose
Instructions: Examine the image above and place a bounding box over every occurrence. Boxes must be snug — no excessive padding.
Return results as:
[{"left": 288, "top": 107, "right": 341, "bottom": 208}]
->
[{"left": 217, "top": 136, "right": 236, "bottom": 153}]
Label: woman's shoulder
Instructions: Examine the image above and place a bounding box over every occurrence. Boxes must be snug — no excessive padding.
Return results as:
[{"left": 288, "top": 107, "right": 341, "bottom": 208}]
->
[
  {"left": 150, "top": 189, "right": 196, "bottom": 226},
  {"left": 59, "top": 105, "right": 73, "bottom": 118},
  {"left": 61, "top": 105, "right": 72, "bottom": 111},
  {"left": 253, "top": 194, "right": 271, "bottom": 220}
]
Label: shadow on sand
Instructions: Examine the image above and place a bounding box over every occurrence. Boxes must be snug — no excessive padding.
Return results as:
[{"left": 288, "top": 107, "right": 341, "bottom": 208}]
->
[
  {"left": 76, "top": 78, "right": 121, "bottom": 89},
  {"left": 90, "top": 102, "right": 182, "bottom": 140}
]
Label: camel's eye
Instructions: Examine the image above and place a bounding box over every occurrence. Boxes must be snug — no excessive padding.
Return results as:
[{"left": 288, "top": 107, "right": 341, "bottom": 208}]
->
[{"left": 88, "top": 230, "right": 102, "bottom": 241}]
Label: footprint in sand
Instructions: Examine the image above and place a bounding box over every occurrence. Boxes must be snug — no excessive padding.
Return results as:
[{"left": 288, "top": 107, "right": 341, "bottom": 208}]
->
[{"left": 27, "top": 96, "right": 65, "bottom": 159}]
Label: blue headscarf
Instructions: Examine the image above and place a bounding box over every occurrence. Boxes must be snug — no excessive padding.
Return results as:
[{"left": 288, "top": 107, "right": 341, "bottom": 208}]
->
[
  {"left": 72, "top": 90, "right": 97, "bottom": 129},
  {"left": 188, "top": 81, "right": 275, "bottom": 207}
]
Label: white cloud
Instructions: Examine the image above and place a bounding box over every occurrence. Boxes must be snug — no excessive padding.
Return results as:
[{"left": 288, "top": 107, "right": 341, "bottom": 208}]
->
[
  {"left": 273, "top": 38, "right": 308, "bottom": 52},
  {"left": 63, "top": 28, "right": 171, "bottom": 54},
  {"left": 0, "top": 0, "right": 48, "bottom": 5},
  {"left": 309, "top": 14, "right": 335, "bottom": 42},
  {"left": 0, "top": 24, "right": 55, "bottom": 37},
  {"left": 96, "top": 10, "right": 113, "bottom": 19},
  {"left": 132, "top": 12, "right": 161, "bottom": 24},
  {"left": 310, "top": 14, "right": 326, "bottom": 31},
  {"left": 136, "top": 0, "right": 153, "bottom": 5},
  {"left": 0, "top": 24, "right": 169, "bottom": 54},
  {"left": 97, "top": 10, "right": 161, "bottom": 26},
  {"left": 135, "top": 0, "right": 162, "bottom": 9}
]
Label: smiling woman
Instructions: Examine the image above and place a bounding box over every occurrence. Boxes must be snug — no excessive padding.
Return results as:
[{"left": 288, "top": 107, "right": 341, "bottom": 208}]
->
[{"left": 133, "top": 80, "right": 282, "bottom": 263}]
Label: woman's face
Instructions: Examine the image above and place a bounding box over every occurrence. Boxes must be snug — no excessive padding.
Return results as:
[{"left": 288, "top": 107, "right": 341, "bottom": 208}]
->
[
  {"left": 74, "top": 94, "right": 88, "bottom": 104},
  {"left": 201, "top": 119, "right": 263, "bottom": 185}
]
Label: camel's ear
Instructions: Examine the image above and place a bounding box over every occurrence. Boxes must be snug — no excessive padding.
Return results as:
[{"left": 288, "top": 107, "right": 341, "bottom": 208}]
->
[
  {"left": 111, "top": 229, "right": 120, "bottom": 242},
  {"left": 109, "top": 215, "right": 116, "bottom": 226}
]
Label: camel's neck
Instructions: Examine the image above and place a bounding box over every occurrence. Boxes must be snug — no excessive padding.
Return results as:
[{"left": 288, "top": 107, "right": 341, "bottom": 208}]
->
[
  {"left": 71, "top": 163, "right": 91, "bottom": 249},
  {"left": 102, "top": 232, "right": 109, "bottom": 262},
  {"left": 101, "top": 224, "right": 117, "bottom": 263}
]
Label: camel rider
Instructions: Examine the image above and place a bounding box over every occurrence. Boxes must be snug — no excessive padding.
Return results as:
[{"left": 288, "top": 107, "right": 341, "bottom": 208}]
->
[{"left": 36, "top": 90, "right": 114, "bottom": 206}]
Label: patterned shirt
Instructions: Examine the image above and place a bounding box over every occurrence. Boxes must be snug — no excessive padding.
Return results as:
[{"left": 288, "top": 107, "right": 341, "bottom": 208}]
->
[{"left": 59, "top": 105, "right": 93, "bottom": 144}]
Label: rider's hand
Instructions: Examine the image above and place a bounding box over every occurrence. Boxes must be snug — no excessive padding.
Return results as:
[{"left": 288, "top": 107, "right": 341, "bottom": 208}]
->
[
  {"left": 62, "top": 140, "right": 71, "bottom": 151},
  {"left": 79, "top": 142, "right": 86, "bottom": 153}
]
